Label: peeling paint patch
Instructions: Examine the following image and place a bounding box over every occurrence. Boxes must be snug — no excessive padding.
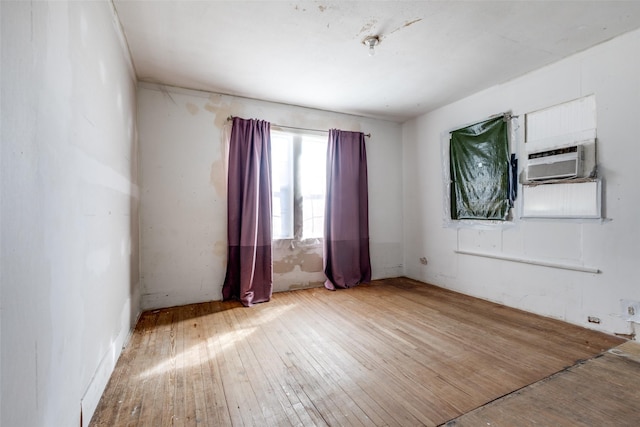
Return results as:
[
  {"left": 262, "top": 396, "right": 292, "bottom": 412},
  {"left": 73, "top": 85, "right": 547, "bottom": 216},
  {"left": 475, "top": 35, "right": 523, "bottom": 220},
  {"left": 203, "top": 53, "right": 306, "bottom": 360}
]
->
[
  {"left": 274, "top": 259, "right": 297, "bottom": 274},
  {"left": 186, "top": 102, "right": 199, "bottom": 115},
  {"left": 300, "top": 252, "right": 322, "bottom": 272},
  {"left": 273, "top": 250, "right": 323, "bottom": 275}
]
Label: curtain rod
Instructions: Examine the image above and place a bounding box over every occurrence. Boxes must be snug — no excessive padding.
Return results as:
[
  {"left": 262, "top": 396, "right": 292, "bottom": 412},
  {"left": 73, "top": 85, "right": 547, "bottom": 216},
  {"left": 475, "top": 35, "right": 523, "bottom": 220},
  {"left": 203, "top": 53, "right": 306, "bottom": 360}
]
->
[{"left": 227, "top": 116, "right": 371, "bottom": 138}]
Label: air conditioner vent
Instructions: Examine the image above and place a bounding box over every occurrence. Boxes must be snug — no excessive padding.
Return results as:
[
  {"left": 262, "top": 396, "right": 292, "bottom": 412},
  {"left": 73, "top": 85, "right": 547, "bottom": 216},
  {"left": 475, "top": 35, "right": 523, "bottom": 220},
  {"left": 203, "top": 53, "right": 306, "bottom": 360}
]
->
[
  {"left": 528, "top": 145, "right": 578, "bottom": 160},
  {"left": 526, "top": 145, "right": 582, "bottom": 181}
]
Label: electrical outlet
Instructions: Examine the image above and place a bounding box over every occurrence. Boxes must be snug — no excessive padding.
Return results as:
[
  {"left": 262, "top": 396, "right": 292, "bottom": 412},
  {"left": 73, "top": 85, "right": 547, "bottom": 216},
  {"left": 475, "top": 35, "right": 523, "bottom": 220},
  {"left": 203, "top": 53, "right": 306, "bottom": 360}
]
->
[{"left": 621, "top": 300, "right": 640, "bottom": 322}]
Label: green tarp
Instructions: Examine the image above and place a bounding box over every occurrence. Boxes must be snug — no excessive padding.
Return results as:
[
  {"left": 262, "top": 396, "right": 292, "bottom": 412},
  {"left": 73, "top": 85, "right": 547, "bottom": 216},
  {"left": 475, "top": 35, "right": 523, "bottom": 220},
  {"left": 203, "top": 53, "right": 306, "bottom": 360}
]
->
[{"left": 450, "top": 116, "right": 509, "bottom": 220}]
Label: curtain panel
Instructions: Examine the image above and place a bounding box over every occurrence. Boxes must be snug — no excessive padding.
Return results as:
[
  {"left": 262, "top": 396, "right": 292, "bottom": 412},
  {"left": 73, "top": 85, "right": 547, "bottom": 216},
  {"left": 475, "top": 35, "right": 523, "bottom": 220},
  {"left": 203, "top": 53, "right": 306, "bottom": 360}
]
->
[
  {"left": 323, "top": 129, "right": 372, "bottom": 290},
  {"left": 222, "top": 117, "right": 273, "bottom": 306}
]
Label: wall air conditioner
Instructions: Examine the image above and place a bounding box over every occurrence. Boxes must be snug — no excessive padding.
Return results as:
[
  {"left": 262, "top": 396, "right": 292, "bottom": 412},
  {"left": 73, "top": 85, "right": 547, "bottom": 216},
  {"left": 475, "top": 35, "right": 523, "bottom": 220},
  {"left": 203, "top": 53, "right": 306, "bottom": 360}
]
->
[{"left": 526, "top": 145, "right": 583, "bottom": 181}]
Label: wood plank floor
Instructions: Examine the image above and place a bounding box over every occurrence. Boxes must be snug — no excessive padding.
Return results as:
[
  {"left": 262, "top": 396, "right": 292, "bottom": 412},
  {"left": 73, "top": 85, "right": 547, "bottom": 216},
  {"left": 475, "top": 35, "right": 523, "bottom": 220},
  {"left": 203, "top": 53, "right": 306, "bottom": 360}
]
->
[
  {"left": 90, "top": 278, "right": 626, "bottom": 426},
  {"left": 447, "top": 341, "right": 640, "bottom": 426}
]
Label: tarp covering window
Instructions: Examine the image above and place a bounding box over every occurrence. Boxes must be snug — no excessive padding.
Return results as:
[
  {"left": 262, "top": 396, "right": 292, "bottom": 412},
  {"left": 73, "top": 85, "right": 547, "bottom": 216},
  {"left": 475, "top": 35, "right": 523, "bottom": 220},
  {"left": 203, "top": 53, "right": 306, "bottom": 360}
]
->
[{"left": 450, "top": 116, "right": 510, "bottom": 220}]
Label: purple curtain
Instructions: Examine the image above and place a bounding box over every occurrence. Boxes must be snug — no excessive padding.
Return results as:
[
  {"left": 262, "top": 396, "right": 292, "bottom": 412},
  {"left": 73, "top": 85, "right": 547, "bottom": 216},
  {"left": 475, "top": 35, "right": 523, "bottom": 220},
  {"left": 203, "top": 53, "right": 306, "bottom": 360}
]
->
[
  {"left": 222, "top": 117, "right": 273, "bottom": 306},
  {"left": 323, "top": 129, "right": 372, "bottom": 290}
]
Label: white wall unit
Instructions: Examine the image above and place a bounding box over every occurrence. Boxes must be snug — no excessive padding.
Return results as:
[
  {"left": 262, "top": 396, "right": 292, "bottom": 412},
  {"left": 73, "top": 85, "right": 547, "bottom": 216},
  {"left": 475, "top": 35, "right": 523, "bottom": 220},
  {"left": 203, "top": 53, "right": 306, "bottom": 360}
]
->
[
  {"left": 1, "top": 2, "right": 139, "bottom": 426},
  {"left": 521, "top": 181, "right": 601, "bottom": 218},
  {"left": 525, "top": 94, "right": 596, "bottom": 147},
  {"left": 402, "top": 28, "right": 640, "bottom": 337}
]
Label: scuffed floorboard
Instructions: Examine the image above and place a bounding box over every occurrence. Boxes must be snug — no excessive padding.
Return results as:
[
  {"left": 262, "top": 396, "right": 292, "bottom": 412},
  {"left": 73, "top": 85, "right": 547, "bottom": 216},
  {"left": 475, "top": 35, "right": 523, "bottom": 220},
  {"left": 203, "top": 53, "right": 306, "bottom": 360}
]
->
[{"left": 444, "top": 341, "right": 640, "bottom": 426}]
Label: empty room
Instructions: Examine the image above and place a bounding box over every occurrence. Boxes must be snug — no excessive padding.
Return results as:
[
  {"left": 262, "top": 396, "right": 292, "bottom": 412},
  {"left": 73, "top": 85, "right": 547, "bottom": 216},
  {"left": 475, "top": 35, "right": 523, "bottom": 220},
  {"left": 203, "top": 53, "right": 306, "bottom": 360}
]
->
[{"left": 3, "top": 1, "right": 640, "bottom": 426}]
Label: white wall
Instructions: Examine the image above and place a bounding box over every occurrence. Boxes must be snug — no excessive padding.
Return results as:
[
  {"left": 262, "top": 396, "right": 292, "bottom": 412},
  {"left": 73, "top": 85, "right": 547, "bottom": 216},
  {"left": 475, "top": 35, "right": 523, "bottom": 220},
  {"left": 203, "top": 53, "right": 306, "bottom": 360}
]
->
[
  {"left": 138, "top": 83, "right": 403, "bottom": 310},
  {"left": 403, "top": 29, "right": 640, "bottom": 337},
  {"left": 1, "top": 2, "right": 139, "bottom": 426}
]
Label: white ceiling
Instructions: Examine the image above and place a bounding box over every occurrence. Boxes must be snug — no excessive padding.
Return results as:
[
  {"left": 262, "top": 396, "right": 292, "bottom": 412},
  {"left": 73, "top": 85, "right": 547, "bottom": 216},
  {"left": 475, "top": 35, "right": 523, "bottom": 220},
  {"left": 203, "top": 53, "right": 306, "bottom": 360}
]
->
[{"left": 113, "top": 1, "right": 640, "bottom": 122}]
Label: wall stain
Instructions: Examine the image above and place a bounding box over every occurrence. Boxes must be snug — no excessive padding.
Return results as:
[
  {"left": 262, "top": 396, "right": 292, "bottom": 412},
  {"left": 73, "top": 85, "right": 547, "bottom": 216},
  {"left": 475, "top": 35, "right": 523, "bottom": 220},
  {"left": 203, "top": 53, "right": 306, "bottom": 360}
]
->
[
  {"left": 274, "top": 260, "right": 296, "bottom": 274},
  {"left": 186, "top": 102, "right": 199, "bottom": 115},
  {"left": 203, "top": 94, "right": 232, "bottom": 129},
  {"left": 213, "top": 241, "right": 227, "bottom": 259},
  {"left": 202, "top": 94, "right": 249, "bottom": 132},
  {"left": 210, "top": 159, "right": 226, "bottom": 197}
]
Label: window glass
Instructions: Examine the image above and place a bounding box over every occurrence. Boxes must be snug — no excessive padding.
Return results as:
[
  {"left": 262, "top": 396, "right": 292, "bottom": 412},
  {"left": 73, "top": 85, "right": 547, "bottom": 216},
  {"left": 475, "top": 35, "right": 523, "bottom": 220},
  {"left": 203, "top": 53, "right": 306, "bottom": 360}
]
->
[
  {"left": 271, "top": 132, "right": 294, "bottom": 239},
  {"left": 271, "top": 130, "right": 327, "bottom": 240},
  {"left": 300, "top": 134, "right": 327, "bottom": 239}
]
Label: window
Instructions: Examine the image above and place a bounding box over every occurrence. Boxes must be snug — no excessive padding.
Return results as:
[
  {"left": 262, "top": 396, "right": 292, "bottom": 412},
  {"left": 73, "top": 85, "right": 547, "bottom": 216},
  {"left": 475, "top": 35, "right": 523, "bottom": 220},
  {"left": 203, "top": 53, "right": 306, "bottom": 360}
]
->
[
  {"left": 449, "top": 115, "right": 514, "bottom": 221},
  {"left": 271, "top": 130, "right": 327, "bottom": 240}
]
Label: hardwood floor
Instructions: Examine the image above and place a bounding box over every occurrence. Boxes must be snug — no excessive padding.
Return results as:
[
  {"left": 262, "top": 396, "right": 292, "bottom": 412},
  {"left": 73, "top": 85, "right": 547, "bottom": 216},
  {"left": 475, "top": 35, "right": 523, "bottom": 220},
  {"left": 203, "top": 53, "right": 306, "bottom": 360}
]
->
[
  {"left": 447, "top": 341, "right": 640, "bottom": 426},
  {"left": 90, "top": 278, "right": 627, "bottom": 426}
]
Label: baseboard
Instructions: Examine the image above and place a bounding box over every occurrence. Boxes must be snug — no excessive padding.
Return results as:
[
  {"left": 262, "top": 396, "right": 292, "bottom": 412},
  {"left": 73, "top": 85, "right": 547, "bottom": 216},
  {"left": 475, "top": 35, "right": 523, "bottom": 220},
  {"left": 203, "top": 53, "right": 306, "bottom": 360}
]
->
[{"left": 80, "top": 303, "right": 142, "bottom": 427}]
